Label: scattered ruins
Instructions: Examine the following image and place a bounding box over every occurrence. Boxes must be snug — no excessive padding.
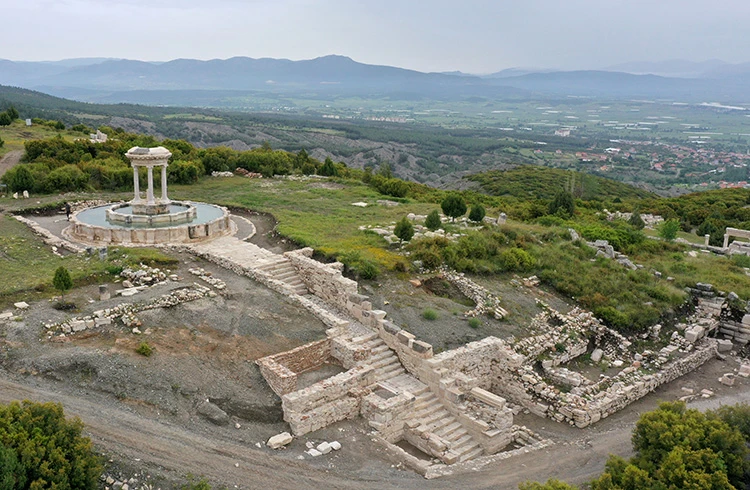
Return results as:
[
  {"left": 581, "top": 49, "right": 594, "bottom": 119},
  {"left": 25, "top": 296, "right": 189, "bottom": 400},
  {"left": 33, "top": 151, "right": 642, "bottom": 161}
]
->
[{"left": 10, "top": 189, "right": 750, "bottom": 479}]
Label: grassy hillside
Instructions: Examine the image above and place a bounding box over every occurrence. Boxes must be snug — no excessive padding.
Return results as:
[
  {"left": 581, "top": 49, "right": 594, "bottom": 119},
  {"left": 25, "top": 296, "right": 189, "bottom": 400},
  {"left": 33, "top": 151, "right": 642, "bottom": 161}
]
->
[{"left": 466, "top": 166, "right": 656, "bottom": 201}]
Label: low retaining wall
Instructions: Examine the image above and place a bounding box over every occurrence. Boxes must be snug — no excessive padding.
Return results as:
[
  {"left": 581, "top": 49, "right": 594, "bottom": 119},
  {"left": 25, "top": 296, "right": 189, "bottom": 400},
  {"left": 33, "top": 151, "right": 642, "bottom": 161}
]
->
[
  {"left": 282, "top": 365, "right": 375, "bottom": 435},
  {"left": 256, "top": 339, "right": 332, "bottom": 396},
  {"left": 285, "top": 248, "right": 358, "bottom": 311}
]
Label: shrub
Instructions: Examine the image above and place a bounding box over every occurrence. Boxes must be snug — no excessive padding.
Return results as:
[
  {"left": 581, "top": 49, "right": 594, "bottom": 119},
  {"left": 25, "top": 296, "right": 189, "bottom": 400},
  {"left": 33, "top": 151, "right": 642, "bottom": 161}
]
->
[
  {"left": 136, "top": 341, "right": 153, "bottom": 357},
  {"left": 441, "top": 194, "right": 467, "bottom": 221},
  {"left": 358, "top": 260, "right": 379, "bottom": 280},
  {"left": 53, "top": 266, "right": 73, "bottom": 301},
  {"left": 628, "top": 211, "right": 645, "bottom": 229},
  {"left": 499, "top": 247, "right": 536, "bottom": 271},
  {"left": 394, "top": 216, "right": 415, "bottom": 243},
  {"left": 468, "top": 204, "right": 486, "bottom": 223},
  {"left": 468, "top": 317, "right": 481, "bottom": 329},
  {"left": 422, "top": 308, "right": 438, "bottom": 321},
  {"left": 425, "top": 209, "right": 442, "bottom": 231},
  {"left": 658, "top": 219, "right": 681, "bottom": 241},
  {"left": 548, "top": 190, "right": 575, "bottom": 218},
  {"left": 0, "top": 401, "right": 102, "bottom": 488},
  {"left": 4, "top": 164, "right": 35, "bottom": 192}
]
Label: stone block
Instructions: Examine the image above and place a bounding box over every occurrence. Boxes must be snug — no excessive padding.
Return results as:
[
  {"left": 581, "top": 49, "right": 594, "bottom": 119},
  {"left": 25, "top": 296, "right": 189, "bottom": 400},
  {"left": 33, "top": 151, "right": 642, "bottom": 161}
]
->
[
  {"left": 738, "top": 364, "right": 750, "bottom": 378},
  {"left": 330, "top": 440, "right": 341, "bottom": 450},
  {"left": 397, "top": 330, "right": 415, "bottom": 346},
  {"left": 719, "top": 373, "right": 735, "bottom": 386},
  {"left": 412, "top": 340, "right": 432, "bottom": 355},
  {"left": 267, "top": 432, "right": 293, "bottom": 449},
  {"left": 716, "top": 339, "right": 733, "bottom": 353},
  {"left": 591, "top": 348, "right": 604, "bottom": 363},
  {"left": 13, "top": 302, "right": 29, "bottom": 310},
  {"left": 382, "top": 321, "right": 400, "bottom": 335},
  {"left": 316, "top": 442, "right": 332, "bottom": 454}
]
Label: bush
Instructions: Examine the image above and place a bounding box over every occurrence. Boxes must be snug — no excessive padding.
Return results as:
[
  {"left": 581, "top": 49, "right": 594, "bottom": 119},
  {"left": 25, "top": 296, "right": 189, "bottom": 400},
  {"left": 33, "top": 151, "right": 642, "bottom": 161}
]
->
[
  {"left": 422, "top": 308, "right": 438, "bottom": 321},
  {"left": 394, "top": 216, "right": 415, "bottom": 243},
  {"left": 499, "top": 247, "right": 536, "bottom": 271},
  {"left": 441, "top": 194, "right": 467, "bottom": 221},
  {"left": 4, "top": 164, "right": 35, "bottom": 192},
  {"left": 136, "top": 341, "right": 153, "bottom": 357},
  {"left": 0, "top": 401, "right": 102, "bottom": 488},
  {"left": 53, "top": 265, "right": 73, "bottom": 301},
  {"left": 425, "top": 210, "right": 442, "bottom": 231},
  {"left": 658, "top": 219, "right": 681, "bottom": 241},
  {"left": 468, "top": 204, "right": 486, "bottom": 223},
  {"left": 548, "top": 190, "right": 575, "bottom": 218},
  {"left": 468, "top": 317, "right": 481, "bottom": 329}
]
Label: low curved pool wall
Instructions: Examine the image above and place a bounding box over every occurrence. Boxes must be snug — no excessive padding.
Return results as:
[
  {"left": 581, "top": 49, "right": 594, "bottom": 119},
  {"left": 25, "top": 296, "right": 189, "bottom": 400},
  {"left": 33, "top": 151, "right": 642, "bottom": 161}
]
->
[
  {"left": 67, "top": 204, "right": 234, "bottom": 245},
  {"left": 106, "top": 201, "right": 197, "bottom": 226}
]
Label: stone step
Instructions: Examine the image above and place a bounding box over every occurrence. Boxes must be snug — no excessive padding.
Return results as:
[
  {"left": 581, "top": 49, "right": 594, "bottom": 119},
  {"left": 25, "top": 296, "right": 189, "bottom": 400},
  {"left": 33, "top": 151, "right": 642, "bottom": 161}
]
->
[
  {"left": 418, "top": 410, "right": 451, "bottom": 429},
  {"left": 458, "top": 445, "right": 483, "bottom": 462},
  {"left": 352, "top": 332, "right": 379, "bottom": 345},
  {"left": 451, "top": 434, "right": 473, "bottom": 449},
  {"left": 416, "top": 408, "right": 449, "bottom": 428},
  {"left": 434, "top": 421, "right": 463, "bottom": 438},
  {"left": 370, "top": 344, "right": 390, "bottom": 355},
  {"left": 421, "top": 416, "right": 455, "bottom": 434},
  {"left": 274, "top": 270, "right": 299, "bottom": 280},
  {"left": 369, "top": 354, "right": 398, "bottom": 369},
  {"left": 375, "top": 364, "right": 404, "bottom": 379},
  {"left": 413, "top": 397, "right": 440, "bottom": 413}
]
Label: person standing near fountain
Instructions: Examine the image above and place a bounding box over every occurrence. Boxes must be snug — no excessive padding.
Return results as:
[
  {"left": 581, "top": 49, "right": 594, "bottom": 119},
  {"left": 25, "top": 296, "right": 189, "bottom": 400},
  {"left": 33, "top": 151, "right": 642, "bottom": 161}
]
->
[{"left": 65, "top": 202, "right": 71, "bottom": 221}]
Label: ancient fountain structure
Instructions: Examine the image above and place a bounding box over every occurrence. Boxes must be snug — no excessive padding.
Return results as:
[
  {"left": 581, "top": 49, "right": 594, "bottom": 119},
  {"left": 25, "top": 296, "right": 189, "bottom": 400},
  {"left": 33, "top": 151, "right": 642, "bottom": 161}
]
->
[{"left": 66, "top": 146, "right": 233, "bottom": 245}]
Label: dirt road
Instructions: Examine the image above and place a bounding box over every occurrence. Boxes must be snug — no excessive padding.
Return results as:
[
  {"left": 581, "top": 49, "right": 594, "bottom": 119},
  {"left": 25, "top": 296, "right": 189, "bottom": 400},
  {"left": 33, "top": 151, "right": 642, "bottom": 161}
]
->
[
  {"left": 0, "top": 150, "right": 22, "bottom": 179},
  {"left": 1, "top": 369, "right": 743, "bottom": 490}
]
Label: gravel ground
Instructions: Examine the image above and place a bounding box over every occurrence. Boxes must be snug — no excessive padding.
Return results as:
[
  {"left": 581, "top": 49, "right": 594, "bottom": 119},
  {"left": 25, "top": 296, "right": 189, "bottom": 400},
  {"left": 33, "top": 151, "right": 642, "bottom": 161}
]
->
[{"left": 1, "top": 211, "right": 748, "bottom": 489}]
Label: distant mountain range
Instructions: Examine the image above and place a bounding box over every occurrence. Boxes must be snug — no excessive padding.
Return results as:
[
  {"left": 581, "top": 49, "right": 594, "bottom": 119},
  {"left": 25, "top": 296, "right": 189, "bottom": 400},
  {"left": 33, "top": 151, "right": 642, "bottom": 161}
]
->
[{"left": 3, "top": 55, "right": 750, "bottom": 103}]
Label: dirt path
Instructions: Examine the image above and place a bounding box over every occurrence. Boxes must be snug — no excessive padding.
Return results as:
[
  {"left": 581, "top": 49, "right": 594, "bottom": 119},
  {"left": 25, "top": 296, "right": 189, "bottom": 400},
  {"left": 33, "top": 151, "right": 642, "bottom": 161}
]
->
[{"left": 0, "top": 150, "right": 23, "bottom": 179}]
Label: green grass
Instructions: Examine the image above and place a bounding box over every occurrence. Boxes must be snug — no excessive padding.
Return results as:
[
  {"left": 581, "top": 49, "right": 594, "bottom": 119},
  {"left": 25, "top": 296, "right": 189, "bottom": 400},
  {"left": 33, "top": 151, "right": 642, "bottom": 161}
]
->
[
  {"left": 642, "top": 227, "right": 706, "bottom": 245},
  {"left": 422, "top": 308, "right": 439, "bottom": 321},
  {"left": 169, "top": 177, "right": 437, "bottom": 268},
  {"left": 0, "top": 215, "right": 176, "bottom": 308},
  {"left": 0, "top": 119, "right": 84, "bottom": 156}
]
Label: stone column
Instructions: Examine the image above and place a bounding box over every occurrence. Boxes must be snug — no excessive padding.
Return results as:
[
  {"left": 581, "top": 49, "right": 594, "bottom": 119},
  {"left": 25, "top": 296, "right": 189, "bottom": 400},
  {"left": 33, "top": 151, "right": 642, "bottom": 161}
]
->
[
  {"left": 161, "top": 164, "right": 168, "bottom": 201},
  {"left": 723, "top": 234, "right": 729, "bottom": 249},
  {"left": 147, "top": 166, "right": 155, "bottom": 204},
  {"left": 133, "top": 166, "right": 140, "bottom": 201},
  {"left": 704, "top": 234, "right": 710, "bottom": 247}
]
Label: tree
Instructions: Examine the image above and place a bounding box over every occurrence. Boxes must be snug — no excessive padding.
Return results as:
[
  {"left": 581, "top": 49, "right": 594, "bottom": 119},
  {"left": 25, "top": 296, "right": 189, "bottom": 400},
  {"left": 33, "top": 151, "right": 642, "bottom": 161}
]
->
[
  {"left": 6, "top": 106, "right": 19, "bottom": 120},
  {"left": 0, "top": 401, "right": 102, "bottom": 489},
  {"left": 469, "top": 204, "right": 486, "bottom": 223},
  {"left": 377, "top": 162, "right": 393, "bottom": 179},
  {"left": 590, "top": 402, "right": 748, "bottom": 490},
  {"left": 628, "top": 210, "right": 645, "bottom": 229},
  {"left": 53, "top": 266, "right": 73, "bottom": 302},
  {"left": 441, "top": 194, "right": 467, "bottom": 222},
  {"left": 0, "top": 112, "right": 11, "bottom": 126},
  {"left": 548, "top": 190, "right": 575, "bottom": 218},
  {"left": 425, "top": 210, "right": 442, "bottom": 231},
  {"left": 394, "top": 216, "right": 414, "bottom": 243},
  {"left": 319, "top": 157, "right": 339, "bottom": 177},
  {"left": 6, "top": 164, "right": 34, "bottom": 192},
  {"left": 658, "top": 219, "right": 680, "bottom": 241}
]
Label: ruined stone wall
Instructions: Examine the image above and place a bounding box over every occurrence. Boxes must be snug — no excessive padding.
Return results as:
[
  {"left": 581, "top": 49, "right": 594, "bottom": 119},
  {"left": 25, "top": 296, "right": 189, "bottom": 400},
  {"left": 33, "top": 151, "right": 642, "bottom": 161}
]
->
[
  {"left": 361, "top": 387, "right": 416, "bottom": 442},
  {"left": 255, "top": 339, "right": 332, "bottom": 396},
  {"left": 719, "top": 314, "right": 750, "bottom": 345},
  {"left": 285, "top": 248, "right": 358, "bottom": 311},
  {"left": 376, "top": 321, "right": 434, "bottom": 376},
  {"left": 497, "top": 339, "right": 717, "bottom": 427},
  {"left": 281, "top": 365, "right": 375, "bottom": 435}
]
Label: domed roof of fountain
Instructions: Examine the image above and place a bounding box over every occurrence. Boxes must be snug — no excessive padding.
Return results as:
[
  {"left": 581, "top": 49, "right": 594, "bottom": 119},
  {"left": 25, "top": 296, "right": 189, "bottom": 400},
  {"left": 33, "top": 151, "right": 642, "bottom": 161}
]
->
[{"left": 125, "top": 146, "right": 172, "bottom": 161}]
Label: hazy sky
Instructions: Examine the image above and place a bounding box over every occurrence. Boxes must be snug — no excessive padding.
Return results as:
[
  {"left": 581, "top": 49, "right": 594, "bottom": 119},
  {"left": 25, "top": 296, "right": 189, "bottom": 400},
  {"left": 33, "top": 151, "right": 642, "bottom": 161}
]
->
[{"left": 3, "top": 0, "right": 749, "bottom": 72}]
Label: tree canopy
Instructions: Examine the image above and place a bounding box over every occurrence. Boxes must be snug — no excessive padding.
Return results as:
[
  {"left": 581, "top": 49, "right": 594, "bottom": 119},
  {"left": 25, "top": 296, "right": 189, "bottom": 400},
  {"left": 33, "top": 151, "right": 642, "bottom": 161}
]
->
[
  {"left": 590, "top": 402, "right": 748, "bottom": 490},
  {"left": 441, "top": 194, "right": 467, "bottom": 221},
  {"left": 0, "top": 401, "right": 102, "bottom": 489}
]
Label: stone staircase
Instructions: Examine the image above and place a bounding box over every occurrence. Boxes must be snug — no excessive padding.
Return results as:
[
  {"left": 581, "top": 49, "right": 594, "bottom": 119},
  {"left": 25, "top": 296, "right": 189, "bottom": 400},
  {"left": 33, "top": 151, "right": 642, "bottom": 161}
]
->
[
  {"left": 189, "top": 236, "right": 308, "bottom": 295},
  {"left": 352, "top": 333, "right": 483, "bottom": 464},
  {"left": 255, "top": 258, "right": 308, "bottom": 295},
  {"left": 352, "top": 332, "right": 406, "bottom": 383},
  {"left": 408, "top": 388, "right": 484, "bottom": 463}
]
